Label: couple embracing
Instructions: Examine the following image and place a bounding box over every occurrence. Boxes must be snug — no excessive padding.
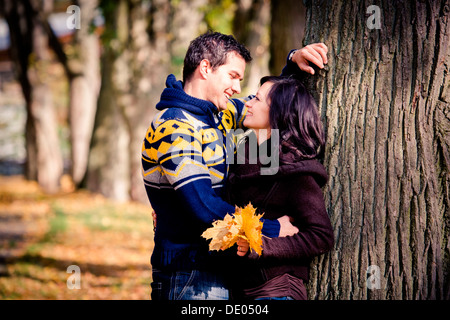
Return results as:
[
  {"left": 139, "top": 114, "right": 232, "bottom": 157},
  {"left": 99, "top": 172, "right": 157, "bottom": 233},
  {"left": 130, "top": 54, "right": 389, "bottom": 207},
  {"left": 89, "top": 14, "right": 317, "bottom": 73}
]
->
[{"left": 141, "top": 31, "right": 334, "bottom": 300}]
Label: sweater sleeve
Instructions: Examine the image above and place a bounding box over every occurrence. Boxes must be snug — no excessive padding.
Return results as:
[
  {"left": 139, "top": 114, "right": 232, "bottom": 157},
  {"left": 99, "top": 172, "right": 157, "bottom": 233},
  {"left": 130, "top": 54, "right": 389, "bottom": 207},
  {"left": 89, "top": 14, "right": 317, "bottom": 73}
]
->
[
  {"left": 221, "top": 96, "right": 252, "bottom": 130},
  {"left": 280, "top": 49, "right": 310, "bottom": 81},
  {"left": 249, "top": 175, "right": 334, "bottom": 260}
]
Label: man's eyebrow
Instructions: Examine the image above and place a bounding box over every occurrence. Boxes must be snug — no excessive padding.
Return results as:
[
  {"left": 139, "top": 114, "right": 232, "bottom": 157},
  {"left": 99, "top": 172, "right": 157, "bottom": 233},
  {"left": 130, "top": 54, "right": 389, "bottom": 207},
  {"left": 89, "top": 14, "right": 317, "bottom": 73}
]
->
[{"left": 231, "top": 71, "right": 244, "bottom": 80}]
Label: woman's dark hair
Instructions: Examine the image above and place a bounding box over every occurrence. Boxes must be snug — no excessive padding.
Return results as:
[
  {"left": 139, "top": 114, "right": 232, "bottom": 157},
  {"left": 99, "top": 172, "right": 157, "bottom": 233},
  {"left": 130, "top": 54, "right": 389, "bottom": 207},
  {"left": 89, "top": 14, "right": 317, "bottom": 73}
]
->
[
  {"left": 260, "top": 76, "right": 325, "bottom": 161},
  {"left": 183, "top": 31, "right": 252, "bottom": 82}
]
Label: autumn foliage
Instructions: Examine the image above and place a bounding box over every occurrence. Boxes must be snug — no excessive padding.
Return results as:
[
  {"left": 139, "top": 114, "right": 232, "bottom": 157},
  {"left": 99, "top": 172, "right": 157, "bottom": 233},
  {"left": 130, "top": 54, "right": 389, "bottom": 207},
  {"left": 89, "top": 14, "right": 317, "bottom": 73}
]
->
[{"left": 201, "top": 203, "right": 264, "bottom": 256}]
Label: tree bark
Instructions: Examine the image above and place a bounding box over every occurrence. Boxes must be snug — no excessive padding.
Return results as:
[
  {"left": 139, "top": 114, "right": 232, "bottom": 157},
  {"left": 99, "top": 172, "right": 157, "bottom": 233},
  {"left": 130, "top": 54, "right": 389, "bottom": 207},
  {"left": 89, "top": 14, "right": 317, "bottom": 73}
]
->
[{"left": 303, "top": 0, "right": 450, "bottom": 300}]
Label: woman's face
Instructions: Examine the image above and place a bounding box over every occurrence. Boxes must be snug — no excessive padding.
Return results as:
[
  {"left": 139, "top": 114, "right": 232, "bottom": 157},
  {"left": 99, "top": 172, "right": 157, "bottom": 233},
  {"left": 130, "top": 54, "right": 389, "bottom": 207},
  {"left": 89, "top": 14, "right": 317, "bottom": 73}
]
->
[{"left": 243, "top": 81, "right": 272, "bottom": 132}]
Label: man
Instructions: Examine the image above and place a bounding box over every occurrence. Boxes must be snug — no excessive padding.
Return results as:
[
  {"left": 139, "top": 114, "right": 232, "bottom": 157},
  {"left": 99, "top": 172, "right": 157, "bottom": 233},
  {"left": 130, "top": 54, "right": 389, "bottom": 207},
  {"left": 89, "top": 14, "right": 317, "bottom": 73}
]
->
[{"left": 142, "top": 32, "right": 327, "bottom": 300}]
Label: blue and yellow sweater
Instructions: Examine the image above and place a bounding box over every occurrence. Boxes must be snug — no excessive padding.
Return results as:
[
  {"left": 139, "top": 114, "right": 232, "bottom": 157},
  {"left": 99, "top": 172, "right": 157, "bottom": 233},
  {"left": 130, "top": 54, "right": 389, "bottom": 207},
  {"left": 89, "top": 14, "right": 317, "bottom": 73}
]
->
[{"left": 142, "top": 74, "right": 280, "bottom": 271}]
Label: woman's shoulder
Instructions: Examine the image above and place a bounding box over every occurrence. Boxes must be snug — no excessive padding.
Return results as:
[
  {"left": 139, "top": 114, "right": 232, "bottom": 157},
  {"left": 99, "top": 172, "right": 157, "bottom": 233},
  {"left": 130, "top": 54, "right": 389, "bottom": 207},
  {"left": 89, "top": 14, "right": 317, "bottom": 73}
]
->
[{"left": 278, "top": 159, "right": 328, "bottom": 187}]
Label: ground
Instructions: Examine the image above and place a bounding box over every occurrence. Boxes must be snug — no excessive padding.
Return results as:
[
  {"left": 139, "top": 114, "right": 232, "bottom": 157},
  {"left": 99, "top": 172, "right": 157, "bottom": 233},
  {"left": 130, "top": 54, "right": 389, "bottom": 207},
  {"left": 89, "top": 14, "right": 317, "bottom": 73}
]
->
[{"left": 0, "top": 175, "right": 154, "bottom": 300}]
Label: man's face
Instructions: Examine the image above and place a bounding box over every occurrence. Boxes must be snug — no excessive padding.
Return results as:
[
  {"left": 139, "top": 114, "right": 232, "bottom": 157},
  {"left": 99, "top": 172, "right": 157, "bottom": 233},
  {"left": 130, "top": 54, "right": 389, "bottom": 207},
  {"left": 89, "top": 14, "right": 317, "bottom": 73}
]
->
[{"left": 204, "top": 52, "right": 246, "bottom": 111}]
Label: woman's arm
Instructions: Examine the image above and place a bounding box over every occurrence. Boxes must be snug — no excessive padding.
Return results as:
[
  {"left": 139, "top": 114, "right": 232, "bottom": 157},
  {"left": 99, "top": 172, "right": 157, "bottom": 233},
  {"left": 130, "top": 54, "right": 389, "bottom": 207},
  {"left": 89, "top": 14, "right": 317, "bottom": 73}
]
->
[{"left": 249, "top": 174, "right": 334, "bottom": 260}]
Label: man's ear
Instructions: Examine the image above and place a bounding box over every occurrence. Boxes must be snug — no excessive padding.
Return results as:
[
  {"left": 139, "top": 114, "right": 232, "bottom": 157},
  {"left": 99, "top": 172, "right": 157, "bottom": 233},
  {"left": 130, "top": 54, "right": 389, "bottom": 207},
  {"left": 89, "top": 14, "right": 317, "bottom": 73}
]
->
[{"left": 199, "top": 59, "right": 212, "bottom": 79}]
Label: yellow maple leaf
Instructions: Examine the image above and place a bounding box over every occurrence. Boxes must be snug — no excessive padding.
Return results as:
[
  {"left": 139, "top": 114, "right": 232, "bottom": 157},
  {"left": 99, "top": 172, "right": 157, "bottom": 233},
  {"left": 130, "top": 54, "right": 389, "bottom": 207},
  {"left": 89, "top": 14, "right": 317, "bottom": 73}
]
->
[
  {"left": 234, "top": 203, "right": 264, "bottom": 256},
  {"left": 201, "top": 214, "right": 236, "bottom": 251},
  {"left": 201, "top": 203, "right": 264, "bottom": 256}
]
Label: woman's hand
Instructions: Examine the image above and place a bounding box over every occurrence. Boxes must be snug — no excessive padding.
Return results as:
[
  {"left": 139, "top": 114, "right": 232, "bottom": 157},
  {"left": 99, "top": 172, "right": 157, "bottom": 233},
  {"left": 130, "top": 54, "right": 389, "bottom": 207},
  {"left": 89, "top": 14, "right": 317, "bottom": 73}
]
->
[
  {"left": 277, "top": 215, "right": 299, "bottom": 237},
  {"left": 236, "top": 238, "right": 250, "bottom": 257},
  {"left": 292, "top": 43, "right": 328, "bottom": 75}
]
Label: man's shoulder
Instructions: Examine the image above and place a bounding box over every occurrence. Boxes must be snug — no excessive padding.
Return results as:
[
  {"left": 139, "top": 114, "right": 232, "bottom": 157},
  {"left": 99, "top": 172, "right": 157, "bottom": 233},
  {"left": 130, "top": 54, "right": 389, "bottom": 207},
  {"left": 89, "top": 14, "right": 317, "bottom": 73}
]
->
[
  {"left": 150, "top": 108, "right": 210, "bottom": 139},
  {"left": 153, "top": 108, "right": 202, "bottom": 127}
]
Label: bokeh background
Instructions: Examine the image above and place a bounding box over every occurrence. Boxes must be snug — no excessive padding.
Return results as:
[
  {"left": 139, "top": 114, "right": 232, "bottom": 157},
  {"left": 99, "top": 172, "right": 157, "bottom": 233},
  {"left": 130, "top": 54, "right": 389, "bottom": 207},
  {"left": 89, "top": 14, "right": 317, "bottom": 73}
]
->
[
  {"left": 0, "top": 0, "right": 305, "bottom": 299},
  {"left": 1, "top": 0, "right": 449, "bottom": 300}
]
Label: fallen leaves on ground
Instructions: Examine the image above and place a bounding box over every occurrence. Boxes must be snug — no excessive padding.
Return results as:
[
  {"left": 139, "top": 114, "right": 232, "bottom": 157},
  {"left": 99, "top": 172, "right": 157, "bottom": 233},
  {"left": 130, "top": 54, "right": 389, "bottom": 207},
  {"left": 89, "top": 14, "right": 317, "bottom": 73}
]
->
[{"left": 0, "top": 175, "right": 154, "bottom": 300}]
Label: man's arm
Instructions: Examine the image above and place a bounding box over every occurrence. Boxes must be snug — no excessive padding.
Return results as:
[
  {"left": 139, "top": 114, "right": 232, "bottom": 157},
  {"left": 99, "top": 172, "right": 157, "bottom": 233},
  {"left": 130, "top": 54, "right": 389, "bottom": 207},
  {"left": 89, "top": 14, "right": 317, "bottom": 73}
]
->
[
  {"left": 146, "top": 118, "right": 281, "bottom": 238},
  {"left": 281, "top": 43, "right": 328, "bottom": 77},
  {"left": 228, "top": 43, "right": 328, "bottom": 119}
]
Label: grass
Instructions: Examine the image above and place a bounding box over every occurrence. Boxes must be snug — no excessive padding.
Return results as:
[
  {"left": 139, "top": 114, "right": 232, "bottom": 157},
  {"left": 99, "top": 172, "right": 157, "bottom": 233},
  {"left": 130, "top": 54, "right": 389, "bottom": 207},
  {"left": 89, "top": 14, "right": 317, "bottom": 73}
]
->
[{"left": 0, "top": 175, "right": 154, "bottom": 300}]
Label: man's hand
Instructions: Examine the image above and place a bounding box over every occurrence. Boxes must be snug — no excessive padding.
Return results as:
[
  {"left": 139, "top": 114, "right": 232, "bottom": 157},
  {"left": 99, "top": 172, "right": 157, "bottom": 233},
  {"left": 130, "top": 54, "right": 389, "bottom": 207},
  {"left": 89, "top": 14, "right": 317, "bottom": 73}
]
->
[
  {"left": 236, "top": 238, "right": 250, "bottom": 257},
  {"left": 278, "top": 215, "right": 299, "bottom": 237},
  {"left": 292, "top": 43, "right": 328, "bottom": 75},
  {"left": 152, "top": 210, "right": 157, "bottom": 232}
]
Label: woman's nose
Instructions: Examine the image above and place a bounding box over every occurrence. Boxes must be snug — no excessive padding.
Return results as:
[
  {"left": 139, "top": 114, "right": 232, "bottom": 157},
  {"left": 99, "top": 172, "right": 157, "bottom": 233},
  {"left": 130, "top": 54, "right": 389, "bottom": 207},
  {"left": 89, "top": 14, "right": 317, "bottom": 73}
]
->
[{"left": 245, "top": 98, "right": 255, "bottom": 108}]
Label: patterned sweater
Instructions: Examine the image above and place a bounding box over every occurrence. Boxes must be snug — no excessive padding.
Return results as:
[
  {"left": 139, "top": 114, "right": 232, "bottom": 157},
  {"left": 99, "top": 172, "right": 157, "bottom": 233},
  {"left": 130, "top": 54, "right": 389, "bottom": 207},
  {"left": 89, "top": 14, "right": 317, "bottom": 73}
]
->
[{"left": 141, "top": 74, "right": 280, "bottom": 271}]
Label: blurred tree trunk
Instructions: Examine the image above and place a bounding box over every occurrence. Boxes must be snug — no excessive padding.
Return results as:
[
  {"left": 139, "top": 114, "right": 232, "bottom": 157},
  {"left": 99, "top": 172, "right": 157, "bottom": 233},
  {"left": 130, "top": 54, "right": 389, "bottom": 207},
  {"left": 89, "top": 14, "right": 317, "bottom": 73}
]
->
[
  {"left": 87, "top": 0, "right": 133, "bottom": 201},
  {"left": 87, "top": 0, "right": 171, "bottom": 202},
  {"left": 170, "top": 0, "right": 208, "bottom": 76},
  {"left": 233, "top": 0, "right": 271, "bottom": 94},
  {"left": 26, "top": 0, "right": 101, "bottom": 189},
  {"left": 126, "top": 0, "right": 171, "bottom": 203},
  {"left": 302, "top": 0, "right": 450, "bottom": 299},
  {"left": 2, "top": 0, "right": 63, "bottom": 193},
  {"left": 67, "top": 0, "right": 101, "bottom": 186},
  {"left": 269, "top": 0, "right": 306, "bottom": 75}
]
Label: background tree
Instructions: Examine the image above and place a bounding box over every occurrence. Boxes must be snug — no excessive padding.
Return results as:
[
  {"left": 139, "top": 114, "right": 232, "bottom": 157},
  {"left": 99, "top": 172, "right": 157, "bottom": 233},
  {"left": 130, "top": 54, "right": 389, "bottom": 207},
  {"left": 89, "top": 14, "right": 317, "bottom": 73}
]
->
[
  {"left": 86, "top": 0, "right": 206, "bottom": 202},
  {"left": 2, "top": 0, "right": 63, "bottom": 193},
  {"left": 302, "top": 0, "right": 450, "bottom": 299},
  {"left": 65, "top": 0, "right": 101, "bottom": 187},
  {"left": 232, "top": 0, "right": 271, "bottom": 94},
  {"left": 269, "top": 0, "right": 306, "bottom": 75},
  {"left": 87, "top": 0, "right": 161, "bottom": 201},
  {"left": 2, "top": 0, "right": 449, "bottom": 300}
]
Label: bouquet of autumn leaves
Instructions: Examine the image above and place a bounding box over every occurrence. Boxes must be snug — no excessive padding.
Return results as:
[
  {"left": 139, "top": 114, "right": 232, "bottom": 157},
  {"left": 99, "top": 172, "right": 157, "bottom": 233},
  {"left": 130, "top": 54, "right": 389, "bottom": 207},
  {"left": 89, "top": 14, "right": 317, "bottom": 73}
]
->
[{"left": 201, "top": 203, "right": 264, "bottom": 256}]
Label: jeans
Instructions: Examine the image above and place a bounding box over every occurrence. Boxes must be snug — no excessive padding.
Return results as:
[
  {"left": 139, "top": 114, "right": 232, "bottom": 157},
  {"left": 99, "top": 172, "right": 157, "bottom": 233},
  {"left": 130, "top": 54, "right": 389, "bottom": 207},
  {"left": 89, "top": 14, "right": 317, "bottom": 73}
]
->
[
  {"left": 151, "top": 269, "right": 229, "bottom": 300},
  {"left": 255, "top": 296, "right": 294, "bottom": 300}
]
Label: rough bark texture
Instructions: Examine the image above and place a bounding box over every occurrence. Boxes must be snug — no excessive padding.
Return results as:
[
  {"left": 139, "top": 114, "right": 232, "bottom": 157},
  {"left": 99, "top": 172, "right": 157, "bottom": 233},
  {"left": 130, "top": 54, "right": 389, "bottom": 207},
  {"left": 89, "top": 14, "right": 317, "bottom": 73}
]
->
[{"left": 303, "top": 0, "right": 450, "bottom": 300}]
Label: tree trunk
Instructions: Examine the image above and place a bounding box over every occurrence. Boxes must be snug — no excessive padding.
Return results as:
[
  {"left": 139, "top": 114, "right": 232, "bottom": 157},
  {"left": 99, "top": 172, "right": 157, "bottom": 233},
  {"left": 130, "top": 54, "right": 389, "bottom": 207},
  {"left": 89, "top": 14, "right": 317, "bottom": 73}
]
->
[
  {"left": 303, "top": 0, "right": 450, "bottom": 300},
  {"left": 2, "top": 0, "right": 35, "bottom": 180},
  {"left": 3, "top": 0, "right": 63, "bottom": 193},
  {"left": 170, "top": 0, "right": 208, "bottom": 71},
  {"left": 28, "top": 21, "right": 63, "bottom": 193},
  {"left": 269, "top": 0, "right": 306, "bottom": 75},
  {"left": 233, "top": 0, "right": 271, "bottom": 94},
  {"left": 67, "top": 0, "right": 101, "bottom": 186},
  {"left": 87, "top": 0, "right": 172, "bottom": 202},
  {"left": 87, "top": 0, "right": 131, "bottom": 201}
]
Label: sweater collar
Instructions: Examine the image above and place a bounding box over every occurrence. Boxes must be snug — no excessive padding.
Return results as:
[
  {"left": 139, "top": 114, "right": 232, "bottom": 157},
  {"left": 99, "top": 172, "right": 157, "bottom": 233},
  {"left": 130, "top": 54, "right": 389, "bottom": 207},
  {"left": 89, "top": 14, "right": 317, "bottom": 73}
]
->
[{"left": 156, "top": 74, "right": 219, "bottom": 119}]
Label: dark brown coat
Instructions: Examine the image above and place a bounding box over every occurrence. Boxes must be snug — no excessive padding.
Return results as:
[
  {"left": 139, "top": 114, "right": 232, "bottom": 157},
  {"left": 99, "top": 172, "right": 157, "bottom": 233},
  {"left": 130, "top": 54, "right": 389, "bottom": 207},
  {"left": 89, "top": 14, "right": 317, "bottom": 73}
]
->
[{"left": 226, "top": 135, "right": 334, "bottom": 293}]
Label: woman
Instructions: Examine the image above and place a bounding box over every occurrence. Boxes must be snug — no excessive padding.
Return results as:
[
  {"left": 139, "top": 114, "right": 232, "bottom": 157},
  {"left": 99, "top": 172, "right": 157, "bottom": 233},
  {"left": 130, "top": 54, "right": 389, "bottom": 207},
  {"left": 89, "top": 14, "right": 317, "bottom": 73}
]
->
[{"left": 227, "top": 76, "right": 334, "bottom": 300}]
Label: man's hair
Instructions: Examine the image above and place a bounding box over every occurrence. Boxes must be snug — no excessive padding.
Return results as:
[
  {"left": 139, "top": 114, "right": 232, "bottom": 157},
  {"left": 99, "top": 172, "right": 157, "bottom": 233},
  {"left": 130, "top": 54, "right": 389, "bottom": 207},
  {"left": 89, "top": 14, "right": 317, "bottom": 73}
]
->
[{"left": 182, "top": 31, "right": 252, "bottom": 83}]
